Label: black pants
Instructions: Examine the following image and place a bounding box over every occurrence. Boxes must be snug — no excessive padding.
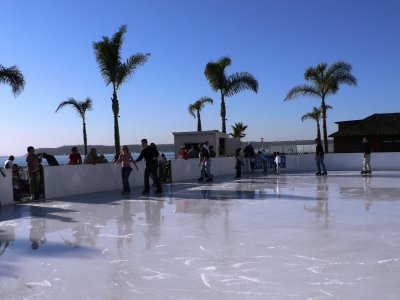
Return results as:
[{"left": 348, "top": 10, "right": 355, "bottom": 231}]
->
[
  {"left": 235, "top": 165, "right": 242, "bottom": 178},
  {"left": 144, "top": 164, "right": 161, "bottom": 192},
  {"left": 121, "top": 167, "right": 132, "bottom": 192}
]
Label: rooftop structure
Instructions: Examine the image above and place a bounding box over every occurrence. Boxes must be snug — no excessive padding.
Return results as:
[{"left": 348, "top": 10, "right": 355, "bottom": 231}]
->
[{"left": 330, "top": 113, "right": 400, "bottom": 152}]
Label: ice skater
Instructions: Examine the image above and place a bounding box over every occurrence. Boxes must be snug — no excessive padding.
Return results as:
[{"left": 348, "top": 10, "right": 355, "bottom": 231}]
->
[
  {"left": 315, "top": 139, "right": 327, "bottom": 176},
  {"left": 115, "top": 145, "right": 138, "bottom": 194},
  {"left": 234, "top": 148, "right": 245, "bottom": 179},
  {"left": 361, "top": 137, "right": 372, "bottom": 174},
  {"left": 274, "top": 153, "right": 281, "bottom": 175}
]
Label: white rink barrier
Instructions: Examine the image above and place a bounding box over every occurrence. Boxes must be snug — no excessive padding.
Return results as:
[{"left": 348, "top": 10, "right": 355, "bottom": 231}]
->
[
  {"left": 44, "top": 157, "right": 236, "bottom": 200},
  {"left": 1, "top": 153, "right": 399, "bottom": 205},
  {"left": 0, "top": 169, "right": 15, "bottom": 206},
  {"left": 284, "top": 152, "right": 400, "bottom": 172}
]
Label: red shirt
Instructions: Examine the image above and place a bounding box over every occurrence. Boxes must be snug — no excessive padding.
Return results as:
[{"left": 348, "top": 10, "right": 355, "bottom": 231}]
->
[{"left": 68, "top": 152, "right": 82, "bottom": 165}]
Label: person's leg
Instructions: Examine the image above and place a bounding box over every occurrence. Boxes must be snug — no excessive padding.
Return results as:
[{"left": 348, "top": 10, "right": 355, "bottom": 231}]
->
[
  {"left": 235, "top": 165, "right": 241, "bottom": 178},
  {"left": 199, "top": 162, "right": 206, "bottom": 180},
  {"left": 320, "top": 157, "right": 327, "bottom": 174},
  {"left": 143, "top": 166, "right": 150, "bottom": 193},
  {"left": 151, "top": 164, "right": 162, "bottom": 192},
  {"left": 206, "top": 159, "right": 212, "bottom": 177},
  {"left": 33, "top": 172, "right": 41, "bottom": 199},
  {"left": 316, "top": 157, "right": 321, "bottom": 174},
  {"left": 124, "top": 167, "right": 132, "bottom": 192},
  {"left": 366, "top": 154, "right": 371, "bottom": 172},
  {"left": 121, "top": 168, "right": 127, "bottom": 192}
]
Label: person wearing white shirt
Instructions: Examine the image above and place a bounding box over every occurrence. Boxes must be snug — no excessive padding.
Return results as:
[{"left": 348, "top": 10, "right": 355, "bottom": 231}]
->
[{"left": 274, "top": 153, "right": 281, "bottom": 175}]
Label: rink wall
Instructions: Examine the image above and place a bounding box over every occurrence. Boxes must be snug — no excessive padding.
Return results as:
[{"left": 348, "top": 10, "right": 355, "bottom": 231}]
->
[{"left": 0, "top": 152, "right": 398, "bottom": 205}]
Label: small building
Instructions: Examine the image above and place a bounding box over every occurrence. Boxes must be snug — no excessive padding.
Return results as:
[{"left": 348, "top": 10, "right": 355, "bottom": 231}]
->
[
  {"left": 172, "top": 131, "right": 240, "bottom": 157},
  {"left": 329, "top": 113, "right": 400, "bottom": 152}
]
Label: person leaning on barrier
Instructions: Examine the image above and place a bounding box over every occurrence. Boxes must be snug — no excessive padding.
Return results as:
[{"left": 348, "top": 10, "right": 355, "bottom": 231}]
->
[{"left": 84, "top": 148, "right": 99, "bottom": 165}]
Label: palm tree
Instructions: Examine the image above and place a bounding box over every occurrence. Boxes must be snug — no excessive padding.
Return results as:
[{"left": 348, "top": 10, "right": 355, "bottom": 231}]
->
[
  {"left": 284, "top": 61, "right": 357, "bottom": 152},
  {"left": 93, "top": 25, "right": 150, "bottom": 155},
  {"left": 0, "top": 64, "right": 25, "bottom": 97},
  {"left": 55, "top": 97, "right": 93, "bottom": 155},
  {"left": 204, "top": 56, "right": 258, "bottom": 134},
  {"left": 230, "top": 122, "right": 248, "bottom": 141},
  {"left": 301, "top": 105, "right": 332, "bottom": 142},
  {"left": 188, "top": 96, "right": 213, "bottom": 131}
]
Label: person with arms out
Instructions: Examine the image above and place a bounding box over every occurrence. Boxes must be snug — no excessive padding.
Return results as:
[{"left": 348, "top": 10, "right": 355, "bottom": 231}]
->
[
  {"left": 115, "top": 145, "right": 138, "bottom": 194},
  {"left": 361, "top": 137, "right": 372, "bottom": 174},
  {"left": 26, "top": 146, "right": 42, "bottom": 200},
  {"left": 68, "top": 147, "right": 82, "bottom": 165},
  {"left": 274, "top": 153, "right": 281, "bottom": 175},
  {"left": 135, "top": 139, "right": 162, "bottom": 195},
  {"left": 315, "top": 139, "right": 327, "bottom": 176}
]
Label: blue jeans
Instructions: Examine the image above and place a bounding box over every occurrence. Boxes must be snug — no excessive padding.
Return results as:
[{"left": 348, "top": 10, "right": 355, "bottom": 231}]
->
[
  {"left": 121, "top": 167, "right": 132, "bottom": 192},
  {"left": 316, "top": 156, "right": 327, "bottom": 173},
  {"left": 205, "top": 158, "right": 212, "bottom": 177}
]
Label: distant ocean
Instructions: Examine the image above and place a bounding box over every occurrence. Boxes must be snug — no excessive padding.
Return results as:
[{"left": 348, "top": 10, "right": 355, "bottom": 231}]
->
[{"left": 0, "top": 152, "right": 175, "bottom": 167}]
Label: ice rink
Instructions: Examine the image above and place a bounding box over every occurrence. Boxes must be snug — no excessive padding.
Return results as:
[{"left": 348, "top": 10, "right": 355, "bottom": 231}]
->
[{"left": 1, "top": 171, "right": 400, "bottom": 299}]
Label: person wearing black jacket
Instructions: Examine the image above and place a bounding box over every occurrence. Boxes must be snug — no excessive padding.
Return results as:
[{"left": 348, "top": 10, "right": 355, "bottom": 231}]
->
[
  {"left": 315, "top": 139, "right": 327, "bottom": 176},
  {"left": 135, "top": 139, "right": 162, "bottom": 195},
  {"left": 361, "top": 137, "right": 372, "bottom": 174}
]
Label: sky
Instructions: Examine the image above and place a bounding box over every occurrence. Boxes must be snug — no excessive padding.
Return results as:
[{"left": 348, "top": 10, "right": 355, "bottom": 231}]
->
[{"left": 1, "top": 0, "right": 399, "bottom": 155}]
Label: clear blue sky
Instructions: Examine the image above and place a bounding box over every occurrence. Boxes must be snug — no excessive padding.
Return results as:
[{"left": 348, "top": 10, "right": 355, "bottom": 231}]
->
[{"left": 1, "top": 0, "right": 399, "bottom": 155}]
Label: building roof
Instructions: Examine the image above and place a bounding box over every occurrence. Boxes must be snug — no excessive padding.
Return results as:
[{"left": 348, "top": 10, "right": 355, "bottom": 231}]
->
[{"left": 329, "top": 113, "right": 400, "bottom": 137}]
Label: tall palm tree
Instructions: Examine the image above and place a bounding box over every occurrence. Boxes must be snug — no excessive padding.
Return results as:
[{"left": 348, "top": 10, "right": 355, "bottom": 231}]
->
[
  {"left": 301, "top": 105, "right": 332, "bottom": 142},
  {"left": 230, "top": 122, "right": 248, "bottom": 141},
  {"left": 284, "top": 61, "right": 357, "bottom": 152},
  {"left": 55, "top": 97, "right": 93, "bottom": 155},
  {"left": 0, "top": 64, "right": 25, "bottom": 97},
  {"left": 93, "top": 24, "right": 150, "bottom": 155},
  {"left": 204, "top": 56, "right": 258, "bottom": 134},
  {"left": 188, "top": 96, "right": 213, "bottom": 131}
]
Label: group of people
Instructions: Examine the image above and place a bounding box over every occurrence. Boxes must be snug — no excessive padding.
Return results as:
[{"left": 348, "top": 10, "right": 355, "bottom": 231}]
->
[
  {"left": 2, "top": 137, "right": 374, "bottom": 201},
  {"left": 314, "top": 137, "right": 372, "bottom": 176},
  {"left": 114, "top": 139, "right": 167, "bottom": 196}
]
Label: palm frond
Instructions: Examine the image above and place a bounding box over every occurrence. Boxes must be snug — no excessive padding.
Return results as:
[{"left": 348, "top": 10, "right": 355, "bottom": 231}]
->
[
  {"left": 116, "top": 53, "right": 150, "bottom": 89},
  {"left": 198, "top": 96, "right": 213, "bottom": 106},
  {"left": 230, "top": 122, "right": 248, "bottom": 138},
  {"left": 93, "top": 25, "right": 128, "bottom": 87},
  {"left": 188, "top": 103, "right": 196, "bottom": 118},
  {"left": 216, "top": 56, "right": 231, "bottom": 69},
  {"left": 225, "top": 72, "right": 258, "bottom": 97},
  {"left": 204, "top": 62, "right": 225, "bottom": 91},
  {"left": 0, "top": 64, "right": 25, "bottom": 95},
  {"left": 284, "top": 84, "right": 321, "bottom": 101}
]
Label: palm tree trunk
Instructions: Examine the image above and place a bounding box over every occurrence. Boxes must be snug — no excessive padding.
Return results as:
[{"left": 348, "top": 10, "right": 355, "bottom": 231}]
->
[
  {"left": 321, "top": 96, "right": 329, "bottom": 153},
  {"left": 197, "top": 110, "right": 202, "bottom": 131},
  {"left": 316, "top": 120, "right": 321, "bottom": 142},
  {"left": 83, "top": 120, "right": 88, "bottom": 156},
  {"left": 112, "top": 89, "right": 121, "bottom": 155},
  {"left": 221, "top": 91, "right": 226, "bottom": 133}
]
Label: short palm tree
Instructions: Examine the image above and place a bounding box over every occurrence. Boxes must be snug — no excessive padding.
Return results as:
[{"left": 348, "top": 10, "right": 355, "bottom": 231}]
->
[
  {"left": 0, "top": 64, "right": 25, "bottom": 97},
  {"left": 284, "top": 61, "right": 357, "bottom": 152},
  {"left": 301, "top": 105, "right": 332, "bottom": 142},
  {"left": 188, "top": 96, "right": 213, "bottom": 131},
  {"left": 230, "top": 122, "right": 248, "bottom": 141},
  {"left": 55, "top": 97, "right": 93, "bottom": 155},
  {"left": 93, "top": 25, "right": 150, "bottom": 155},
  {"left": 204, "top": 56, "right": 258, "bottom": 134}
]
